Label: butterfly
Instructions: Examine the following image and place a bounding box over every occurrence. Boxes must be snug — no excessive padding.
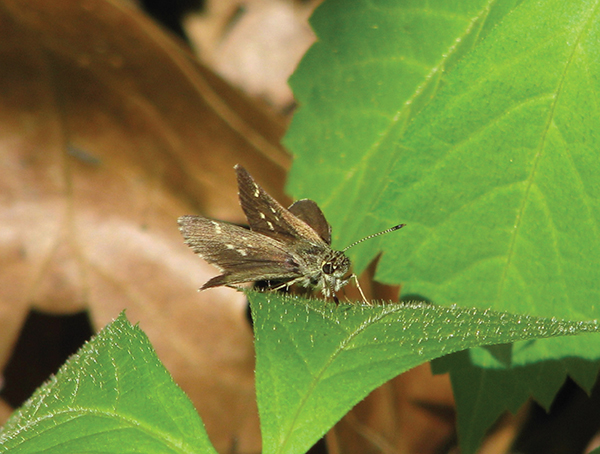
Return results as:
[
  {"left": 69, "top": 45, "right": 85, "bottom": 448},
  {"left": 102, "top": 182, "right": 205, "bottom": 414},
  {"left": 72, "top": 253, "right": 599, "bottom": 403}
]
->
[{"left": 178, "top": 165, "right": 404, "bottom": 303}]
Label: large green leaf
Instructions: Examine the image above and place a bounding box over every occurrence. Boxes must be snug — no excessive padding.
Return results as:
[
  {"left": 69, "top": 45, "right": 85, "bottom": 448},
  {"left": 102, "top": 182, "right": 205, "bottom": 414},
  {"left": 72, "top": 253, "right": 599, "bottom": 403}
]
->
[
  {"left": 284, "top": 0, "right": 600, "bottom": 451},
  {"left": 287, "top": 0, "right": 600, "bottom": 317},
  {"left": 286, "top": 0, "right": 512, "bottom": 249},
  {"left": 251, "top": 292, "right": 600, "bottom": 454},
  {"left": 0, "top": 313, "right": 215, "bottom": 454}
]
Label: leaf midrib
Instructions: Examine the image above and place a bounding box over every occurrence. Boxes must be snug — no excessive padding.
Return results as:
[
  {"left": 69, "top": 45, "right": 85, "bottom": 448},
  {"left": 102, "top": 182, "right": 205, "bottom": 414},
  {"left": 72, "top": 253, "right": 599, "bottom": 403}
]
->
[{"left": 275, "top": 305, "right": 404, "bottom": 454}]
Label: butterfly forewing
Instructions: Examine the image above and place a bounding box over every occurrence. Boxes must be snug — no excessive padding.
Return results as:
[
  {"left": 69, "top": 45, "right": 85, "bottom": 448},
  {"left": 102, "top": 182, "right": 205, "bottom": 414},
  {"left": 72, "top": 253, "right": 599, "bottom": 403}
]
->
[
  {"left": 235, "top": 165, "right": 325, "bottom": 246},
  {"left": 178, "top": 215, "right": 302, "bottom": 287}
]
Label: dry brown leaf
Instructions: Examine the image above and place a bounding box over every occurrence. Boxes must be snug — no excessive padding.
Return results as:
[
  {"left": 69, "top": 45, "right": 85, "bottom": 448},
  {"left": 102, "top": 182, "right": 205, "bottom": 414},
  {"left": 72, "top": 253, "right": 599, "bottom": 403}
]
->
[
  {"left": 0, "top": 0, "right": 292, "bottom": 452},
  {"left": 185, "top": 0, "right": 319, "bottom": 112},
  {"left": 0, "top": 399, "right": 12, "bottom": 426},
  {"left": 474, "top": 409, "right": 527, "bottom": 454},
  {"left": 328, "top": 364, "right": 456, "bottom": 454}
]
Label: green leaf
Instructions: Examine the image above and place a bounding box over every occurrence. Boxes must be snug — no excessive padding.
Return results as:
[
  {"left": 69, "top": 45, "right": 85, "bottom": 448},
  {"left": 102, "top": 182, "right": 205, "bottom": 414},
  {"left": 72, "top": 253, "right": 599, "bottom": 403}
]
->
[
  {"left": 250, "top": 292, "right": 600, "bottom": 454},
  {"left": 286, "top": 0, "right": 514, "bottom": 250},
  {"left": 287, "top": 0, "right": 600, "bottom": 317},
  {"left": 285, "top": 0, "right": 600, "bottom": 451},
  {"left": 433, "top": 350, "right": 600, "bottom": 453},
  {"left": 0, "top": 312, "right": 216, "bottom": 454},
  {"left": 375, "top": 0, "right": 600, "bottom": 318}
]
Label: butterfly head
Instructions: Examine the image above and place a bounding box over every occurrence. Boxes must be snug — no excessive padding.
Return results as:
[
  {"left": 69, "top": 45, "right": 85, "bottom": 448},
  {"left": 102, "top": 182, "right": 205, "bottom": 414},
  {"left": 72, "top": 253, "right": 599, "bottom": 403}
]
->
[{"left": 319, "top": 250, "right": 351, "bottom": 295}]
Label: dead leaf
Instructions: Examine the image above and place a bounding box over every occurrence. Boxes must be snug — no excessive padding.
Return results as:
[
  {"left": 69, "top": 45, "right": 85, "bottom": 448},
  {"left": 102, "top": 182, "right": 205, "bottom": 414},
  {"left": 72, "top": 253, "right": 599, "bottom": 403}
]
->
[
  {"left": 0, "top": 0, "right": 291, "bottom": 452},
  {"left": 185, "top": 0, "right": 319, "bottom": 112},
  {"left": 328, "top": 364, "right": 456, "bottom": 454}
]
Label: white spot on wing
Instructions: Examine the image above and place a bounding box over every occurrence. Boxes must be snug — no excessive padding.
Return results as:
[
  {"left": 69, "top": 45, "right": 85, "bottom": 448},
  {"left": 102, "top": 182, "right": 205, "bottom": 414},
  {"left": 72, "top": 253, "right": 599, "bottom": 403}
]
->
[
  {"left": 259, "top": 212, "right": 266, "bottom": 219},
  {"left": 226, "top": 243, "right": 248, "bottom": 256},
  {"left": 267, "top": 221, "right": 275, "bottom": 230},
  {"left": 253, "top": 183, "right": 260, "bottom": 197},
  {"left": 211, "top": 221, "right": 222, "bottom": 234}
]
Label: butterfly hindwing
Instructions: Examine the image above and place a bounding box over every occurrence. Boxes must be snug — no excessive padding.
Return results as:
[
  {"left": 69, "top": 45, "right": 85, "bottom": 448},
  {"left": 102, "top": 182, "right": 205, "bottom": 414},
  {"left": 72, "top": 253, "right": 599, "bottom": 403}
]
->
[{"left": 288, "top": 199, "right": 332, "bottom": 245}]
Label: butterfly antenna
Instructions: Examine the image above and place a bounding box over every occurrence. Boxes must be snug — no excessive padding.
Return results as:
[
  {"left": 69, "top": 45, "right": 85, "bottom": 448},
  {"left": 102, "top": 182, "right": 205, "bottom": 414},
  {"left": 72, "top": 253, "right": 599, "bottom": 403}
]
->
[{"left": 342, "top": 224, "right": 406, "bottom": 252}]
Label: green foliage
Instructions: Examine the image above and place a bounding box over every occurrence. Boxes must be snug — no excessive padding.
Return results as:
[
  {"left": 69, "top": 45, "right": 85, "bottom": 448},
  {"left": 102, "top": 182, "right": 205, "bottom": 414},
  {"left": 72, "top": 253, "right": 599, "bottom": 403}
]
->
[
  {"left": 251, "top": 293, "right": 599, "bottom": 454},
  {"left": 0, "top": 313, "right": 216, "bottom": 454},
  {"left": 284, "top": 0, "right": 600, "bottom": 451},
  {"left": 433, "top": 350, "right": 600, "bottom": 453},
  {"left": 2, "top": 305, "right": 599, "bottom": 454}
]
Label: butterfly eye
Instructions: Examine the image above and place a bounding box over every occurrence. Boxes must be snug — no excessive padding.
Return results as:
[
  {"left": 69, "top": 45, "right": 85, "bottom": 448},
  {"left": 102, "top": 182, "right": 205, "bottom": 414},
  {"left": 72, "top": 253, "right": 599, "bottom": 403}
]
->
[{"left": 322, "top": 262, "right": 334, "bottom": 274}]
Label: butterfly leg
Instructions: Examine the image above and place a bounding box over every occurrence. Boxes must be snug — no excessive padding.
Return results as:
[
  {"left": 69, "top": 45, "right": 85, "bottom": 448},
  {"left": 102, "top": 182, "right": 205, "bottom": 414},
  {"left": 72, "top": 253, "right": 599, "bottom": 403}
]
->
[
  {"left": 351, "top": 274, "right": 371, "bottom": 305},
  {"left": 269, "top": 277, "right": 304, "bottom": 293}
]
